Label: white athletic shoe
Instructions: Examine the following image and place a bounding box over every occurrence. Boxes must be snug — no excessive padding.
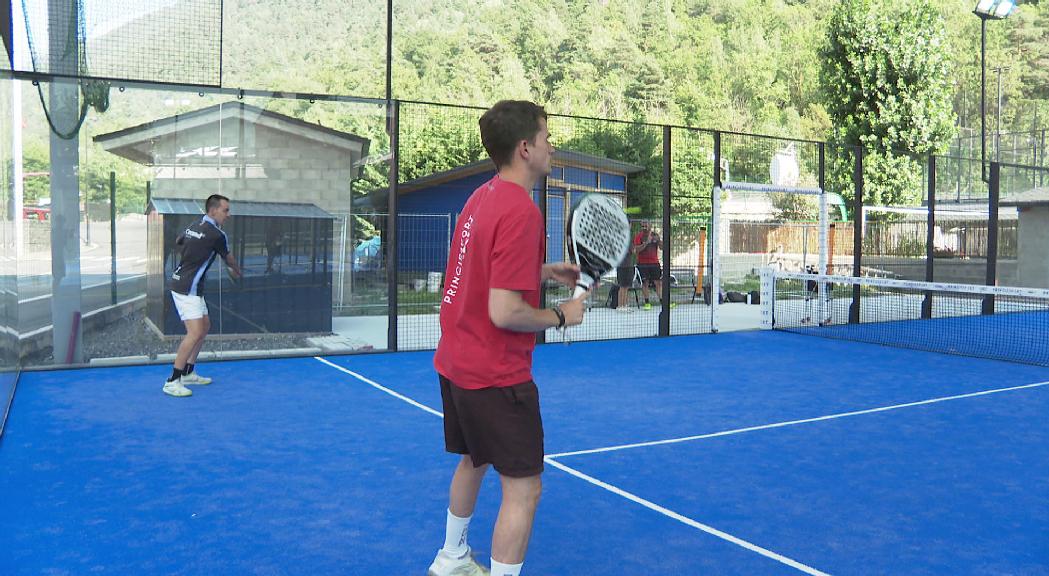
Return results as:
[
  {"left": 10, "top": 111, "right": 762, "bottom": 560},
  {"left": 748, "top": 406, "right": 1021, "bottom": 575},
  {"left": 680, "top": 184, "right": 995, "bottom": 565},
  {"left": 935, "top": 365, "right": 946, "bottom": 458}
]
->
[
  {"left": 162, "top": 378, "right": 192, "bottom": 397},
  {"left": 181, "top": 372, "right": 212, "bottom": 385},
  {"left": 427, "top": 548, "right": 490, "bottom": 576}
]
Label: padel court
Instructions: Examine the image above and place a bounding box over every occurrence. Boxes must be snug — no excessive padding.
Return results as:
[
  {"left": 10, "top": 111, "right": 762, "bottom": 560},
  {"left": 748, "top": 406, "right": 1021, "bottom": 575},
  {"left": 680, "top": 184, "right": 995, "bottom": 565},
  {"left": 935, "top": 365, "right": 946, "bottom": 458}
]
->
[{"left": 2, "top": 330, "right": 1046, "bottom": 575}]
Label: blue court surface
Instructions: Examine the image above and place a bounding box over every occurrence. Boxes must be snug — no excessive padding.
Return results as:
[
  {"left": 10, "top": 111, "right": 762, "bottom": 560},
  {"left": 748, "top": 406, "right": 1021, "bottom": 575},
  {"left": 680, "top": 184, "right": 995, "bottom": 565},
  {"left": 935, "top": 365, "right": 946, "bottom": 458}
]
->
[{"left": 2, "top": 331, "right": 1047, "bottom": 575}]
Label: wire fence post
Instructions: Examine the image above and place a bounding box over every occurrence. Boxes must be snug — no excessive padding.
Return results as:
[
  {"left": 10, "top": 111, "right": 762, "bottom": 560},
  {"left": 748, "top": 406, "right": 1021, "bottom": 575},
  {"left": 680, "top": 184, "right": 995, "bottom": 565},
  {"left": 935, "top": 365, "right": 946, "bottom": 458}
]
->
[
  {"left": 922, "top": 155, "right": 935, "bottom": 319},
  {"left": 850, "top": 146, "right": 863, "bottom": 324},
  {"left": 110, "top": 171, "right": 117, "bottom": 305},
  {"left": 983, "top": 161, "right": 1000, "bottom": 315},
  {"left": 386, "top": 101, "right": 400, "bottom": 350},
  {"left": 659, "top": 125, "right": 671, "bottom": 337}
]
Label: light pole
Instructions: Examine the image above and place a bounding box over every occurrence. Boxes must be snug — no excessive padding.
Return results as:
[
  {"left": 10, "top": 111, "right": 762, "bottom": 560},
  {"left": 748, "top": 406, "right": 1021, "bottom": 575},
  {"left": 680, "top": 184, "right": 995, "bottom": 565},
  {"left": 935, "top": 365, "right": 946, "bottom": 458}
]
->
[
  {"left": 993, "top": 66, "right": 1008, "bottom": 163},
  {"left": 974, "top": 0, "right": 1016, "bottom": 181}
]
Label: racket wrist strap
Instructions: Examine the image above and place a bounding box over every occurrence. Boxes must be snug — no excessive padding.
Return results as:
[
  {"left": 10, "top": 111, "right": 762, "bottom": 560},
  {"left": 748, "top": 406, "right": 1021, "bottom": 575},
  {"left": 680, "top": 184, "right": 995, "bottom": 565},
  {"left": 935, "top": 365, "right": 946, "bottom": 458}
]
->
[{"left": 551, "top": 305, "right": 565, "bottom": 329}]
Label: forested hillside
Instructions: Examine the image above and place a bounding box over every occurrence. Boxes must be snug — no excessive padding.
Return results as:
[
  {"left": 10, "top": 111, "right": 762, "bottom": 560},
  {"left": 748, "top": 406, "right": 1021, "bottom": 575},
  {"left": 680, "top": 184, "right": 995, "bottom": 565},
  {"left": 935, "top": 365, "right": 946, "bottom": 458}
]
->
[
  {"left": 221, "top": 0, "right": 1049, "bottom": 140},
  {"left": 15, "top": 0, "right": 1049, "bottom": 214}
]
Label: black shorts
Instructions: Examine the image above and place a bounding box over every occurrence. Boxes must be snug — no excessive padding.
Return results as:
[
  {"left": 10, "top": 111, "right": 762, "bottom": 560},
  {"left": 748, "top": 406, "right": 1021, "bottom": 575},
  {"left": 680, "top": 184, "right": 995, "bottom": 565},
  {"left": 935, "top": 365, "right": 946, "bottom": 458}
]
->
[
  {"left": 439, "top": 375, "right": 544, "bottom": 477},
  {"left": 637, "top": 263, "right": 662, "bottom": 285},
  {"left": 616, "top": 266, "right": 635, "bottom": 287}
]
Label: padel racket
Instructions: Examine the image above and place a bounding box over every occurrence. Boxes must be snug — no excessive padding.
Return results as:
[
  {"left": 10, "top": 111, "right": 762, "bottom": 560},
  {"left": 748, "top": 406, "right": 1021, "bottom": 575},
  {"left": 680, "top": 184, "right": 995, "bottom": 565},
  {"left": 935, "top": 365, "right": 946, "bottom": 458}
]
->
[{"left": 566, "top": 194, "right": 632, "bottom": 298}]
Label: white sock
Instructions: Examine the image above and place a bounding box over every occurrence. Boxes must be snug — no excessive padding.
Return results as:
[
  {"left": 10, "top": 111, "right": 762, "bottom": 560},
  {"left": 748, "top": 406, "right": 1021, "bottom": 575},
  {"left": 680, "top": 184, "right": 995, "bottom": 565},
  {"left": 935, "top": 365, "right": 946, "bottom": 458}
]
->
[
  {"left": 490, "top": 559, "right": 523, "bottom": 576},
  {"left": 442, "top": 509, "right": 471, "bottom": 557}
]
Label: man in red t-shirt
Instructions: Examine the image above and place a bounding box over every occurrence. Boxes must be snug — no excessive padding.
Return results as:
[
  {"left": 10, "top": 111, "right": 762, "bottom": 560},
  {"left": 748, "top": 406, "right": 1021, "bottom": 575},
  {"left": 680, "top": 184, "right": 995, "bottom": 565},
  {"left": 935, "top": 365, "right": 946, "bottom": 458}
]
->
[
  {"left": 428, "top": 101, "right": 589, "bottom": 576},
  {"left": 633, "top": 222, "right": 662, "bottom": 309}
]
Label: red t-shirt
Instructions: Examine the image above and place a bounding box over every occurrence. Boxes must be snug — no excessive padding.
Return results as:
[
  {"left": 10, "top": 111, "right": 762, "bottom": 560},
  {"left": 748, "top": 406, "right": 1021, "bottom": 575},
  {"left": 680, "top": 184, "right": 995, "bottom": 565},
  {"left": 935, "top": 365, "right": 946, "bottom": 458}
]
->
[
  {"left": 434, "top": 176, "right": 546, "bottom": 390},
  {"left": 634, "top": 231, "right": 660, "bottom": 264}
]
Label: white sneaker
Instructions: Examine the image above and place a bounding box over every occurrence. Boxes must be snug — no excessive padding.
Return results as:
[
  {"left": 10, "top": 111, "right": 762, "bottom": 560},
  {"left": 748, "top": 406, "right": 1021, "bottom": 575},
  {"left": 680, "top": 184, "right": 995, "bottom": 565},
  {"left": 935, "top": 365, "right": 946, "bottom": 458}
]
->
[
  {"left": 162, "top": 378, "right": 192, "bottom": 397},
  {"left": 427, "top": 548, "right": 490, "bottom": 576},
  {"left": 615, "top": 306, "right": 635, "bottom": 313},
  {"left": 181, "top": 372, "right": 212, "bottom": 385}
]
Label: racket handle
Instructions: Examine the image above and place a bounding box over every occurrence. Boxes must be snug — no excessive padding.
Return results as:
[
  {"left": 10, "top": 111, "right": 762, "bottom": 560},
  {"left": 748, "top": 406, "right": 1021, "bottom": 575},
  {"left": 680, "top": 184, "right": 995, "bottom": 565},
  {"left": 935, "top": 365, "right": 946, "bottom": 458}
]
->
[{"left": 572, "top": 273, "right": 595, "bottom": 298}]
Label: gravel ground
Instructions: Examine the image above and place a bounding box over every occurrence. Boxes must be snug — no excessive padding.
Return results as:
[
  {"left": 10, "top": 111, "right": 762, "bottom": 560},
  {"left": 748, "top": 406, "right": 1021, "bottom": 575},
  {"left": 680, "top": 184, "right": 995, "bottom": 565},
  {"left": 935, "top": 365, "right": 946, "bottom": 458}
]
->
[{"left": 24, "top": 310, "right": 325, "bottom": 365}]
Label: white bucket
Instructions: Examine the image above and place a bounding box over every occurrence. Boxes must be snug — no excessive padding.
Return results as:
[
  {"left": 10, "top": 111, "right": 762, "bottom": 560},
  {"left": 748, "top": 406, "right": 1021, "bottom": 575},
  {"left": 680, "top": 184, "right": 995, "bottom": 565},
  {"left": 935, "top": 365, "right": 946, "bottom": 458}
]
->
[{"left": 427, "top": 271, "right": 443, "bottom": 293}]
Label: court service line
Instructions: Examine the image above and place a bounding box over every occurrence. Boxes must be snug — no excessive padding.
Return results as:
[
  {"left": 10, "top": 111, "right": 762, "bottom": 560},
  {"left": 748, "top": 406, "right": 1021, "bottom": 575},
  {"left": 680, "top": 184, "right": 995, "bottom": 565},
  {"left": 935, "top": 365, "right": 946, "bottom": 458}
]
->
[
  {"left": 544, "top": 458, "right": 830, "bottom": 576},
  {"left": 313, "top": 357, "right": 443, "bottom": 418},
  {"left": 316, "top": 356, "right": 830, "bottom": 575},
  {"left": 548, "top": 379, "right": 1049, "bottom": 459}
]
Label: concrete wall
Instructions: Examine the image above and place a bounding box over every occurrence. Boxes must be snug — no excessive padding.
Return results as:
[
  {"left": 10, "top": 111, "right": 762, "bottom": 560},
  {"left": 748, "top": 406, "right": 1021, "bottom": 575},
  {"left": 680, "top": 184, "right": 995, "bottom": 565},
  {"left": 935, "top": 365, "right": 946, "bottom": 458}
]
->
[
  {"left": 151, "top": 124, "right": 354, "bottom": 215},
  {"left": 1017, "top": 206, "right": 1049, "bottom": 289}
]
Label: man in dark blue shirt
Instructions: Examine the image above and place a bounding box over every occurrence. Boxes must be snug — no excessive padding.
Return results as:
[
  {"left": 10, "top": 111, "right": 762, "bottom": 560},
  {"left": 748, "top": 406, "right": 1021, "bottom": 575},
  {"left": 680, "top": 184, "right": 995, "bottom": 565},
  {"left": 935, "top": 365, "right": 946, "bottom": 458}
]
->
[{"left": 164, "top": 194, "right": 242, "bottom": 397}]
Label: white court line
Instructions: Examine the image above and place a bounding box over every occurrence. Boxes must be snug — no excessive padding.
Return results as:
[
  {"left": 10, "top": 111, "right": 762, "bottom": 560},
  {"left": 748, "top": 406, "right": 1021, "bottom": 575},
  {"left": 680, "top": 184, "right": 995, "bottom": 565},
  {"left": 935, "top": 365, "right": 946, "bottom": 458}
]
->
[
  {"left": 544, "top": 458, "right": 830, "bottom": 576},
  {"left": 315, "top": 355, "right": 830, "bottom": 575},
  {"left": 313, "top": 356, "right": 443, "bottom": 418},
  {"left": 548, "top": 380, "right": 1049, "bottom": 459}
]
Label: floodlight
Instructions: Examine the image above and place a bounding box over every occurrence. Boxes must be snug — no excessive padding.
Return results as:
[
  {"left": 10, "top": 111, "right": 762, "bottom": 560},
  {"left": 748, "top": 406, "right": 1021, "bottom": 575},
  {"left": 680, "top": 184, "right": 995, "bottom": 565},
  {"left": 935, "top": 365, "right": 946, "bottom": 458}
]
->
[
  {"left": 974, "top": 0, "right": 1016, "bottom": 20},
  {"left": 973, "top": 0, "right": 1016, "bottom": 181}
]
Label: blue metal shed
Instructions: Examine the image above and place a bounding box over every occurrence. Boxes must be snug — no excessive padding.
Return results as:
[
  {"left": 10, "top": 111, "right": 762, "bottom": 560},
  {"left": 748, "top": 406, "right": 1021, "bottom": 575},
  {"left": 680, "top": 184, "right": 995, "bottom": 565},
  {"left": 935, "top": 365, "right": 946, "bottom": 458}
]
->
[{"left": 396, "top": 151, "right": 644, "bottom": 272}]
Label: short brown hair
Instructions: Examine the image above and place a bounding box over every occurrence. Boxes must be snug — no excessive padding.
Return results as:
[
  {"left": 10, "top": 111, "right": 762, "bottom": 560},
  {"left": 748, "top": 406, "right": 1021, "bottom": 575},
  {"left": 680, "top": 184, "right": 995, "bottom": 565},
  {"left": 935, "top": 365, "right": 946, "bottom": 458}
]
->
[
  {"left": 478, "top": 100, "right": 548, "bottom": 170},
  {"left": 205, "top": 194, "right": 229, "bottom": 212}
]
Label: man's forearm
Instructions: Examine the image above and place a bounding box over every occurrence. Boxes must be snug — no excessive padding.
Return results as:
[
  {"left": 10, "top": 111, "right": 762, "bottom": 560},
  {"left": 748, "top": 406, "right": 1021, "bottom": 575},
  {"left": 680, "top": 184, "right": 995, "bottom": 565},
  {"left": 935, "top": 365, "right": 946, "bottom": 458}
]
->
[
  {"left": 495, "top": 300, "right": 560, "bottom": 333},
  {"left": 226, "top": 255, "right": 242, "bottom": 276}
]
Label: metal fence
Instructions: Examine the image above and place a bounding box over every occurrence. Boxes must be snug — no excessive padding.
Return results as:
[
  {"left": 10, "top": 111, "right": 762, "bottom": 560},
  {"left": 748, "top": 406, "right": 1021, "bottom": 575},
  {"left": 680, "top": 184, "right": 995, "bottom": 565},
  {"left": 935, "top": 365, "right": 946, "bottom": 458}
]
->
[{"left": 2, "top": 78, "right": 1048, "bottom": 367}]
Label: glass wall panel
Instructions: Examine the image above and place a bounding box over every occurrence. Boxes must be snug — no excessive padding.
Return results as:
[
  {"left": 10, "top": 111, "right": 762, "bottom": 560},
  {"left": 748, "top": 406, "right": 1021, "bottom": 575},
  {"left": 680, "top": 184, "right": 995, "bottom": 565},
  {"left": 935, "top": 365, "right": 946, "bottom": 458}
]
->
[
  {"left": 17, "top": 81, "right": 390, "bottom": 367},
  {"left": 0, "top": 77, "right": 20, "bottom": 434}
]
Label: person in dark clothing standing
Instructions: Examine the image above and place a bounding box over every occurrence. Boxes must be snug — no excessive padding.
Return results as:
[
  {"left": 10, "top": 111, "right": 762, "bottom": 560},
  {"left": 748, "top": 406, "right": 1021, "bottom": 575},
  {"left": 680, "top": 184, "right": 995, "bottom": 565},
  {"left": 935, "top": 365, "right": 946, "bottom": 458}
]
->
[{"left": 163, "top": 194, "right": 242, "bottom": 397}]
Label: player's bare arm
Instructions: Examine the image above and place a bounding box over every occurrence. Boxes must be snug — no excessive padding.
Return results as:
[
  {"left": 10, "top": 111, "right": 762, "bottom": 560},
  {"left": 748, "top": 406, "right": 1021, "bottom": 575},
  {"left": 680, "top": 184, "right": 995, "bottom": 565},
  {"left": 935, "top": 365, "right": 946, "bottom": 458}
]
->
[
  {"left": 225, "top": 253, "right": 243, "bottom": 278},
  {"left": 489, "top": 288, "right": 587, "bottom": 332}
]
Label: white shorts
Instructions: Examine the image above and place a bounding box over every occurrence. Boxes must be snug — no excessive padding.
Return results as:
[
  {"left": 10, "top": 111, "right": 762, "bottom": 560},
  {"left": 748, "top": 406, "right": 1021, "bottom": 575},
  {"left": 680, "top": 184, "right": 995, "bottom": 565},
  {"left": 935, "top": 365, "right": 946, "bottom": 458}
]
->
[{"left": 171, "top": 291, "right": 209, "bottom": 321}]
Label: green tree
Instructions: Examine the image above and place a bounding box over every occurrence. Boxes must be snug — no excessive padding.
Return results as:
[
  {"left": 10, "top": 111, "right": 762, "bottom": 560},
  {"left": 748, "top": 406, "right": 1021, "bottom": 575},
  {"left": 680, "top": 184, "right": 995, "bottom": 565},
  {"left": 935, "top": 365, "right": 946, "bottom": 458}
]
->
[{"left": 819, "top": 0, "right": 957, "bottom": 209}]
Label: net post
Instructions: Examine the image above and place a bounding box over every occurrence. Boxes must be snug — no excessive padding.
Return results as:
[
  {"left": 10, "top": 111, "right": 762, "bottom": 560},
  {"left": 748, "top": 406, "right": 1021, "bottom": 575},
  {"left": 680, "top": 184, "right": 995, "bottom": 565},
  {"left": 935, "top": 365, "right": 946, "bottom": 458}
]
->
[
  {"left": 922, "top": 155, "right": 936, "bottom": 319},
  {"left": 759, "top": 267, "right": 774, "bottom": 329},
  {"left": 982, "top": 161, "right": 1000, "bottom": 315}
]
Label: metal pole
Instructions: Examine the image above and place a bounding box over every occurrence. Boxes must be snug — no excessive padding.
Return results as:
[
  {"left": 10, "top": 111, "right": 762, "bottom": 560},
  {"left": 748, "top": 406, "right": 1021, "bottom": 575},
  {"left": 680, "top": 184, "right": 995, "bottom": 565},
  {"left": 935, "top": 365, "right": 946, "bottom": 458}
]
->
[
  {"left": 983, "top": 161, "right": 1000, "bottom": 315},
  {"left": 659, "top": 125, "right": 671, "bottom": 337},
  {"left": 385, "top": 0, "right": 393, "bottom": 102},
  {"left": 1, "top": 0, "right": 12, "bottom": 69},
  {"left": 386, "top": 101, "right": 399, "bottom": 350},
  {"left": 850, "top": 146, "right": 863, "bottom": 324},
  {"left": 536, "top": 174, "right": 548, "bottom": 345},
  {"left": 922, "top": 156, "right": 935, "bottom": 319},
  {"left": 980, "top": 18, "right": 988, "bottom": 182},
  {"left": 48, "top": 0, "right": 84, "bottom": 365},
  {"left": 110, "top": 171, "right": 117, "bottom": 305},
  {"left": 995, "top": 66, "right": 1004, "bottom": 163},
  {"left": 1041, "top": 129, "right": 1046, "bottom": 187},
  {"left": 710, "top": 131, "right": 722, "bottom": 333}
]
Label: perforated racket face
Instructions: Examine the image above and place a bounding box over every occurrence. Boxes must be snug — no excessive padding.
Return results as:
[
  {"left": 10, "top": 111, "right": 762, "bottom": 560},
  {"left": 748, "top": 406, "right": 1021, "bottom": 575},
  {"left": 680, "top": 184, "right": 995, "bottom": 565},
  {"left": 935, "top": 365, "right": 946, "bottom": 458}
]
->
[{"left": 566, "top": 194, "right": 631, "bottom": 281}]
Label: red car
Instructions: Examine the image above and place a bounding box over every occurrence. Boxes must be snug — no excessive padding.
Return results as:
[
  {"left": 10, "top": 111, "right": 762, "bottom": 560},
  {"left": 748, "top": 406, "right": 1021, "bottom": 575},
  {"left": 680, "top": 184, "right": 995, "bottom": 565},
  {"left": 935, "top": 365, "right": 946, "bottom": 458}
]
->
[{"left": 23, "top": 206, "right": 50, "bottom": 221}]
